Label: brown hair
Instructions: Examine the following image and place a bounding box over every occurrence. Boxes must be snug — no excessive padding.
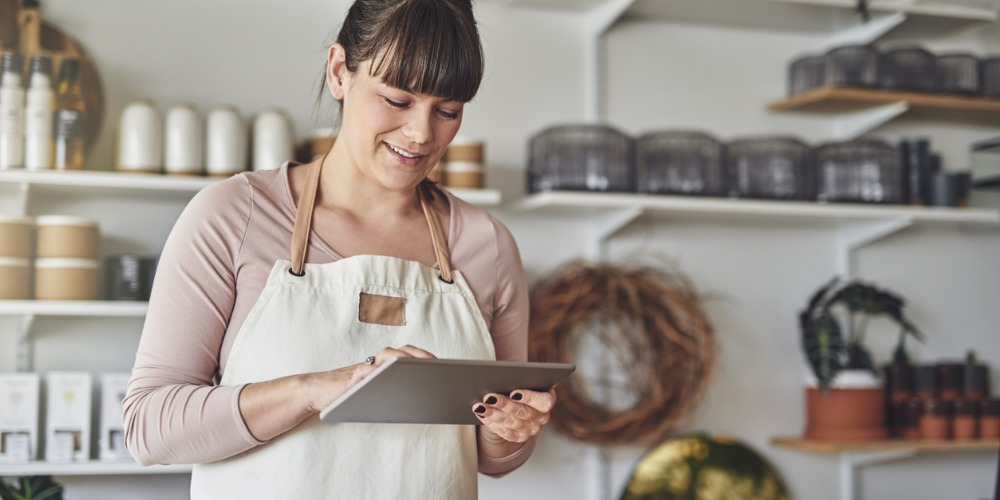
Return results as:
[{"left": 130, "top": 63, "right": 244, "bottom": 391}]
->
[{"left": 336, "top": 0, "right": 484, "bottom": 103}]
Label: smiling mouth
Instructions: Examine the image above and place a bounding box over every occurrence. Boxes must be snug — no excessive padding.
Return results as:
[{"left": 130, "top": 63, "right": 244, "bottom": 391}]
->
[{"left": 385, "top": 142, "right": 425, "bottom": 160}]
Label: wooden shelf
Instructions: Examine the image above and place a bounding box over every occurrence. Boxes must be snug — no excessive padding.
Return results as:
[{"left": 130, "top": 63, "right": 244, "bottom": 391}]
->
[
  {"left": 0, "top": 169, "right": 502, "bottom": 205},
  {"left": 771, "top": 436, "right": 1000, "bottom": 454},
  {"left": 768, "top": 86, "right": 1000, "bottom": 122},
  {"left": 0, "top": 300, "right": 148, "bottom": 317},
  {"left": 519, "top": 191, "right": 1000, "bottom": 225},
  {"left": 0, "top": 461, "right": 192, "bottom": 476}
]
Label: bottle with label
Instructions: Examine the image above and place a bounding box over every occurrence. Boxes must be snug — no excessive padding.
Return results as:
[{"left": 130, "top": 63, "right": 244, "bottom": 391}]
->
[
  {"left": 24, "top": 54, "right": 53, "bottom": 170},
  {"left": 54, "top": 58, "right": 86, "bottom": 170},
  {"left": 0, "top": 52, "right": 25, "bottom": 170}
]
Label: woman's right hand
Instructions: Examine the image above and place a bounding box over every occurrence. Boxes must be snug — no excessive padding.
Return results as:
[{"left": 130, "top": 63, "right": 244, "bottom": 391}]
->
[{"left": 304, "top": 344, "right": 437, "bottom": 413}]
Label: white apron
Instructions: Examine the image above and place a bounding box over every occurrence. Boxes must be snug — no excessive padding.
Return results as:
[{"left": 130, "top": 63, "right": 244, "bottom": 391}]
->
[{"left": 190, "top": 163, "right": 497, "bottom": 499}]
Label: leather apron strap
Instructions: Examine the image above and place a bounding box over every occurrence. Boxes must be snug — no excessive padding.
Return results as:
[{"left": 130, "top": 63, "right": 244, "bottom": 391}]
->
[{"left": 288, "top": 159, "right": 453, "bottom": 282}]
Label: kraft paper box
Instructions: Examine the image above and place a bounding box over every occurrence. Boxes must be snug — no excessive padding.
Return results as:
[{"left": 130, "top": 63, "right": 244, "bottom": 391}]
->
[
  {"left": 0, "top": 373, "right": 40, "bottom": 462},
  {"left": 99, "top": 373, "right": 132, "bottom": 461},
  {"left": 45, "top": 372, "right": 92, "bottom": 462}
]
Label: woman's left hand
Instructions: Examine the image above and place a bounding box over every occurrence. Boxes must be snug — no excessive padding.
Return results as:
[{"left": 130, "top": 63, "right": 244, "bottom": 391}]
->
[{"left": 472, "top": 387, "right": 556, "bottom": 443}]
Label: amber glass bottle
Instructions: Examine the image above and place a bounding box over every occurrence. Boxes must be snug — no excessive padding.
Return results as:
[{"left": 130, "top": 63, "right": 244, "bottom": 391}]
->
[{"left": 53, "top": 58, "right": 85, "bottom": 170}]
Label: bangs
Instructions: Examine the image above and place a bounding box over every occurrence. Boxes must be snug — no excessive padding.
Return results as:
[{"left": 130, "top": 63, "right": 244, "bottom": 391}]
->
[{"left": 361, "top": 0, "right": 483, "bottom": 102}]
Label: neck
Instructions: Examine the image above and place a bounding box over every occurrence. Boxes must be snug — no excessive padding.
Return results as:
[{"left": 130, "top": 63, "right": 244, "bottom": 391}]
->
[{"left": 317, "top": 140, "right": 422, "bottom": 219}]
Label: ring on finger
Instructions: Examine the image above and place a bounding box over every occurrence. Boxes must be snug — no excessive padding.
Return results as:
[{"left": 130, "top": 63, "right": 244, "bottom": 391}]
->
[{"left": 365, "top": 356, "right": 376, "bottom": 365}]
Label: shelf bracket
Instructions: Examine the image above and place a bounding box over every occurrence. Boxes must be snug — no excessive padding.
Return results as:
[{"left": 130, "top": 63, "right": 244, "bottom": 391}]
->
[
  {"left": 839, "top": 449, "right": 917, "bottom": 500},
  {"left": 16, "top": 314, "right": 35, "bottom": 372},
  {"left": 589, "top": 206, "right": 644, "bottom": 261},
  {"left": 583, "top": 0, "right": 636, "bottom": 122},
  {"left": 837, "top": 217, "right": 913, "bottom": 277},
  {"left": 825, "top": 11, "right": 907, "bottom": 50},
  {"left": 832, "top": 102, "right": 909, "bottom": 141}
]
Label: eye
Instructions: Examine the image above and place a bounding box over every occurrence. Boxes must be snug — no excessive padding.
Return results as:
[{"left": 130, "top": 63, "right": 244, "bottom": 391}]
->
[
  {"left": 383, "top": 97, "right": 408, "bottom": 109},
  {"left": 438, "top": 108, "right": 461, "bottom": 120}
]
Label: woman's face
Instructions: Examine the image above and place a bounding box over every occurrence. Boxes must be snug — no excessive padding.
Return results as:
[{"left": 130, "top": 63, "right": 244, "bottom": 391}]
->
[{"left": 337, "top": 58, "right": 465, "bottom": 192}]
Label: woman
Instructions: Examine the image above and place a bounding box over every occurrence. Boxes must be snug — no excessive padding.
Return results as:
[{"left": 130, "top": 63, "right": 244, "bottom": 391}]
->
[{"left": 123, "top": 0, "right": 554, "bottom": 497}]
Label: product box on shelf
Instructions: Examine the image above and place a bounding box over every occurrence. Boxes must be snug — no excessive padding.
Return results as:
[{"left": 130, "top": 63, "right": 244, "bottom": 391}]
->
[
  {"left": 44, "top": 372, "right": 92, "bottom": 462},
  {"left": 0, "top": 373, "right": 41, "bottom": 462},
  {"left": 98, "top": 373, "right": 132, "bottom": 461}
]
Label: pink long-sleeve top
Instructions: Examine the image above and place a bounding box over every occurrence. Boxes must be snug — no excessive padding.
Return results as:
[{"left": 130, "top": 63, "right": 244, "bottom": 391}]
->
[{"left": 123, "top": 162, "right": 533, "bottom": 475}]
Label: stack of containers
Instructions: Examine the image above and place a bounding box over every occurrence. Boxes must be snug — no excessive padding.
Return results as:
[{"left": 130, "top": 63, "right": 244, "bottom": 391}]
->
[
  {"left": 34, "top": 216, "right": 100, "bottom": 300},
  {"left": 0, "top": 215, "right": 32, "bottom": 299},
  {"left": 443, "top": 137, "right": 485, "bottom": 189}
]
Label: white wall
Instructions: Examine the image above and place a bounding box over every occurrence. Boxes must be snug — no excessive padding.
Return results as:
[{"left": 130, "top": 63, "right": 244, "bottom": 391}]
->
[{"left": 3, "top": 2, "right": 999, "bottom": 500}]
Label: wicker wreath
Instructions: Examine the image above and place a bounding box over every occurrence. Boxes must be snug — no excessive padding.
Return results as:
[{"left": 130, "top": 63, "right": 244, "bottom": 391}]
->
[{"left": 529, "top": 260, "right": 715, "bottom": 445}]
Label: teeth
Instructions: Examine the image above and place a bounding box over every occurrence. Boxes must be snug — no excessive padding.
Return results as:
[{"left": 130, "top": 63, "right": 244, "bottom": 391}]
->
[{"left": 388, "top": 144, "right": 419, "bottom": 159}]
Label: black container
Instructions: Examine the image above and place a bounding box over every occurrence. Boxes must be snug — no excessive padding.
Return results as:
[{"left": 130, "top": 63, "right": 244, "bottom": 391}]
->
[
  {"left": 881, "top": 47, "right": 940, "bottom": 93},
  {"left": 898, "top": 138, "right": 935, "bottom": 205},
  {"left": 726, "top": 136, "right": 815, "bottom": 200},
  {"left": 983, "top": 57, "right": 1000, "bottom": 98},
  {"left": 913, "top": 364, "right": 938, "bottom": 400},
  {"left": 937, "top": 53, "right": 982, "bottom": 95},
  {"left": 963, "top": 363, "right": 990, "bottom": 400},
  {"left": 142, "top": 256, "right": 159, "bottom": 300},
  {"left": 789, "top": 54, "right": 826, "bottom": 95},
  {"left": 636, "top": 131, "right": 726, "bottom": 196},
  {"left": 527, "top": 124, "right": 635, "bottom": 193},
  {"left": 824, "top": 45, "right": 880, "bottom": 87},
  {"left": 815, "top": 139, "right": 904, "bottom": 204},
  {"left": 106, "top": 255, "right": 145, "bottom": 301}
]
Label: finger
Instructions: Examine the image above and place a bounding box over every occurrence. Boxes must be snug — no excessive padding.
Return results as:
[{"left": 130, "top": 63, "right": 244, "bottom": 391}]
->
[
  {"left": 507, "top": 389, "right": 557, "bottom": 413},
  {"left": 472, "top": 403, "right": 538, "bottom": 443},
  {"left": 396, "top": 344, "right": 436, "bottom": 359},
  {"left": 483, "top": 393, "right": 545, "bottom": 423}
]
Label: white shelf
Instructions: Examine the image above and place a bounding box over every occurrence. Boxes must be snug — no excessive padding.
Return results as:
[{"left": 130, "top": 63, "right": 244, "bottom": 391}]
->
[
  {"left": 0, "top": 461, "right": 192, "bottom": 476},
  {"left": 0, "top": 169, "right": 501, "bottom": 205},
  {"left": 519, "top": 191, "right": 1000, "bottom": 224},
  {"left": 0, "top": 301, "right": 148, "bottom": 317}
]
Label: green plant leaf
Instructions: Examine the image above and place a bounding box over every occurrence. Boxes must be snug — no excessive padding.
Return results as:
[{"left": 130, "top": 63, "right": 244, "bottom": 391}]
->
[{"left": 801, "top": 312, "right": 845, "bottom": 391}]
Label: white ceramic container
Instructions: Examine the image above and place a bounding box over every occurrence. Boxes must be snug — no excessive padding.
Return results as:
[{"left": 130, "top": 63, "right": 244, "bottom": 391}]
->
[
  {"left": 252, "top": 108, "right": 294, "bottom": 171},
  {"left": 116, "top": 100, "right": 162, "bottom": 173},
  {"left": 205, "top": 105, "right": 247, "bottom": 177},
  {"left": 164, "top": 103, "right": 204, "bottom": 175}
]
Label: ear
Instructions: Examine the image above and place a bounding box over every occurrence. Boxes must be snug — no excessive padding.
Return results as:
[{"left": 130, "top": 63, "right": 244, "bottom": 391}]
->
[{"left": 326, "top": 43, "right": 349, "bottom": 101}]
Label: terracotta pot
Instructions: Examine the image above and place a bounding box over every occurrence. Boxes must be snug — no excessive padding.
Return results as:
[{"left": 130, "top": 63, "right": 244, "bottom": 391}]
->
[{"left": 804, "top": 387, "right": 887, "bottom": 440}]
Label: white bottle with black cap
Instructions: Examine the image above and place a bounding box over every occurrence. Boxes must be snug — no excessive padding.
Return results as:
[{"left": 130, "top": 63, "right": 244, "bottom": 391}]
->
[
  {"left": 0, "top": 52, "right": 25, "bottom": 170},
  {"left": 24, "top": 53, "right": 54, "bottom": 170}
]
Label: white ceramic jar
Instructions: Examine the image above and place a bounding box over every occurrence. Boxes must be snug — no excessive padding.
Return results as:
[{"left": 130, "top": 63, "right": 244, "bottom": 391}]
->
[
  {"left": 0, "top": 257, "right": 30, "bottom": 299},
  {"left": 205, "top": 105, "right": 247, "bottom": 177},
  {"left": 35, "top": 215, "right": 99, "bottom": 260},
  {"left": 252, "top": 108, "right": 294, "bottom": 171},
  {"left": 0, "top": 216, "right": 33, "bottom": 258},
  {"left": 35, "top": 258, "right": 98, "bottom": 300},
  {"left": 116, "top": 100, "right": 162, "bottom": 173},
  {"left": 163, "top": 103, "right": 204, "bottom": 175}
]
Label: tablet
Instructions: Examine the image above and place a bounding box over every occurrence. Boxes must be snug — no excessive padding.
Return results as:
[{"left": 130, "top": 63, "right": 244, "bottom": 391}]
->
[{"left": 319, "top": 357, "right": 575, "bottom": 425}]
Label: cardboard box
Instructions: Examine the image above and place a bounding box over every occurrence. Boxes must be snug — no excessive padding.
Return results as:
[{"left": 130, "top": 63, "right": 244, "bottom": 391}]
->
[
  {"left": 0, "top": 373, "right": 40, "bottom": 462},
  {"left": 44, "top": 372, "right": 92, "bottom": 462},
  {"left": 98, "top": 373, "right": 132, "bottom": 461}
]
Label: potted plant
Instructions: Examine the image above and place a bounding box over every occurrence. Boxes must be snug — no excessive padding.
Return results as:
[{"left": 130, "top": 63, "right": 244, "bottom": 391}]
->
[
  {"left": 797, "top": 277, "right": 923, "bottom": 440},
  {"left": 0, "top": 476, "right": 64, "bottom": 500}
]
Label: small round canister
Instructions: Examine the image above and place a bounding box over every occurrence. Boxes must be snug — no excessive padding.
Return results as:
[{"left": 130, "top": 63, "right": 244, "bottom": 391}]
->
[
  {"left": 444, "top": 138, "right": 484, "bottom": 189},
  {"left": 35, "top": 216, "right": 99, "bottom": 259},
  {"left": 106, "top": 255, "right": 145, "bottom": 301},
  {"left": 0, "top": 257, "right": 30, "bottom": 299},
  {"left": 35, "top": 258, "right": 99, "bottom": 300},
  {"left": 0, "top": 216, "right": 33, "bottom": 258}
]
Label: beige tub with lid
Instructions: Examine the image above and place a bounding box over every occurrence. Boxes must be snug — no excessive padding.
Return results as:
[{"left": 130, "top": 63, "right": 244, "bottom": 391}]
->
[
  {"left": 34, "top": 258, "right": 99, "bottom": 300},
  {"left": 35, "top": 216, "right": 100, "bottom": 260},
  {"left": 0, "top": 257, "right": 31, "bottom": 299},
  {"left": 0, "top": 216, "right": 33, "bottom": 258}
]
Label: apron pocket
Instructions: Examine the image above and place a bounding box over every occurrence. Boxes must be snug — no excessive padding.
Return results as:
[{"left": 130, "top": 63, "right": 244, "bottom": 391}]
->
[{"left": 358, "top": 292, "right": 407, "bottom": 326}]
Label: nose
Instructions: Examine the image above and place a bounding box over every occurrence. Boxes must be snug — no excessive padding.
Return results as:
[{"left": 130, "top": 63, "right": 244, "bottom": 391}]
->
[{"left": 402, "top": 109, "right": 433, "bottom": 145}]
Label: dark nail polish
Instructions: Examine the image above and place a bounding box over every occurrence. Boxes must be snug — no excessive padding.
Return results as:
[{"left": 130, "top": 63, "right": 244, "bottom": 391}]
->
[
  {"left": 511, "top": 392, "right": 523, "bottom": 401},
  {"left": 485, "top": 396, "right": 498, "bottom": 405},
  {"left": 474, "top": 404, "right": 486, "bottom": 414}
]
